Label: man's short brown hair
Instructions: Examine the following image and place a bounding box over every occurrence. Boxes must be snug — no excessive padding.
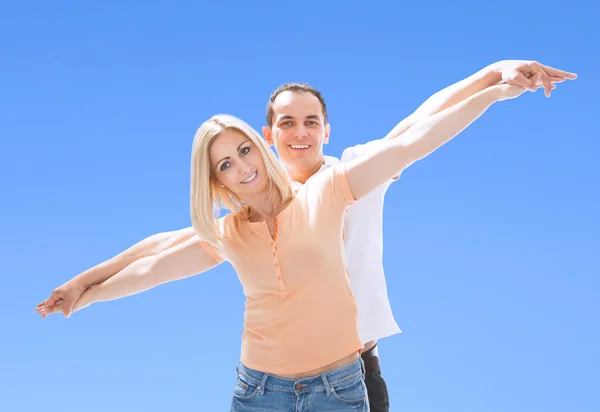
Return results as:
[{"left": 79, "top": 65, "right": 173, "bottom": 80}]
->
[{"left": 266, "top": 83, "right": 328, "bottom": 127}]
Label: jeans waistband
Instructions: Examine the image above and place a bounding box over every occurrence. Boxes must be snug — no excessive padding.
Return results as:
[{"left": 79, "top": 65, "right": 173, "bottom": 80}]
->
[{"left": 236, "top": 357, "right": 365, "bottom": 394}]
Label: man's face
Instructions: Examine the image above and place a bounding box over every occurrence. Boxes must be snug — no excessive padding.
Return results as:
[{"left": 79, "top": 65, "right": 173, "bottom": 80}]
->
[{"left": 263, "top": 91, "right": 330, "bottom": 171}]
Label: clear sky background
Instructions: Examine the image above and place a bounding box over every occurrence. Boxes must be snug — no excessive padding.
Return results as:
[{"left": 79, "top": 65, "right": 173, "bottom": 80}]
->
[{"left": 2, "top": 1, "right": 598, "bottom": 411}]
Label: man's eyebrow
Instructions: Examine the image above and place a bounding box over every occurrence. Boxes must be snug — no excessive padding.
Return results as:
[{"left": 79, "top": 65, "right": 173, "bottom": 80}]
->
[{"left": 277, "top": 114, "right": 320, "bottom": 121}]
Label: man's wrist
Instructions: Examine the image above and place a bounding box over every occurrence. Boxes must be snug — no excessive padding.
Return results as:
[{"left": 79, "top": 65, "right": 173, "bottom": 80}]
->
[
  {"left": 483, "top": 61, "right": 504, "bottom": 86},
  {"left": 485, "top": 83, "right": 515, "bottom": 103},
  {"left": 73, "top": 286, "right": 95, "bottom": 312},
  {"left": 70, "top": 276, "right": 91, "bottom": 291}
]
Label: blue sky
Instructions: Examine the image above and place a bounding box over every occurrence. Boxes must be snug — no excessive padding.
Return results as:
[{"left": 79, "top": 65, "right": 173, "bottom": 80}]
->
[{"left": 2, "top": 1, "right": 599, "bottom": 411}]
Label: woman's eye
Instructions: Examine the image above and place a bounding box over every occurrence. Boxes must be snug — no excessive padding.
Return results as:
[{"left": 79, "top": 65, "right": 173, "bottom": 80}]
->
[
  {"left": 220, "top": 161, "right": 230, "bottom": 171},
  {"left": 240, "top": 147, "right": 250, "bottom": 156}
]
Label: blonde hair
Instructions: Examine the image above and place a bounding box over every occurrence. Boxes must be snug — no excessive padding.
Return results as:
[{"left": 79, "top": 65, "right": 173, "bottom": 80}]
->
[{"left": 190, "top": 114, "right": 293, "bottom": 245}]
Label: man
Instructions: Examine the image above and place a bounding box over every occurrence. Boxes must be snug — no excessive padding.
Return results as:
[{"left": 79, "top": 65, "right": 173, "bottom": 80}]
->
[{"left": 37, "top": 60, "right": 576, "bottom": 411}]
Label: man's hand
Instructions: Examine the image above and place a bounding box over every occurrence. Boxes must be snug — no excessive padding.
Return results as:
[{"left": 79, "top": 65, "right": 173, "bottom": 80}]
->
[
  {"left": 36, "top": 280, "right": 86, "bottom": 318},
  {"left": 494, "top": 60, "right": 577, "bottom": 97}
]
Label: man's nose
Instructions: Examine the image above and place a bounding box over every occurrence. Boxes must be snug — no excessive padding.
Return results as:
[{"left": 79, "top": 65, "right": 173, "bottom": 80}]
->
[{"left": 294, "top": 124, "right": 308, "bottom": 138}]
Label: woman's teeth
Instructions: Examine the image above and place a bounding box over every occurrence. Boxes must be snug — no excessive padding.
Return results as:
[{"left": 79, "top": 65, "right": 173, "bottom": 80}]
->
[{"left": 241, "top": 172, "right": 257, "bottom": 184}]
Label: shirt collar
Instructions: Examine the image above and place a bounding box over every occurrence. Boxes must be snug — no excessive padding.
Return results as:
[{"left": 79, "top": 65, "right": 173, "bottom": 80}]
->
[{"left": 320, "top": 155, "right": 340, "bottom": 171}]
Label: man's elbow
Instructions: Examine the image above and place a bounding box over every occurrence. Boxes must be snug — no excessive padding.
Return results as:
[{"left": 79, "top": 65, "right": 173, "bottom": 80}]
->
[
  {"left": 383, "top": 116, "right": 418, "bottom": 141},
  {"left": 391, "top": 142, "right": 420, "bottom": 173}
]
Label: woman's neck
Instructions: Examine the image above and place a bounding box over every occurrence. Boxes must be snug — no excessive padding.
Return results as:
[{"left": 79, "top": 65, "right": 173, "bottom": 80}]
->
[{"left": 242, "top": 194, "right": 286, "bottom": 222}]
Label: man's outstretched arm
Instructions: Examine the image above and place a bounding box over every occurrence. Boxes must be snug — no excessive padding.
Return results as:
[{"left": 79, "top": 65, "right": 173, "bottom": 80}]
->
[
  {"left": 36, "top": 226, "right": 195, "bottom": 317},
  {"left": 382, "top": 60, "right": 577, "bottom": 142}
]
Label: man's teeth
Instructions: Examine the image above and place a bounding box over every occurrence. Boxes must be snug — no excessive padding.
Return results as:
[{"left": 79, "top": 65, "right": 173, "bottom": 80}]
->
[
  {"left": 241, "top": 172, "right": 257, "bottom": 183},
  {"left": 290, "top": 145, "right": 310, "bottom": 149}
]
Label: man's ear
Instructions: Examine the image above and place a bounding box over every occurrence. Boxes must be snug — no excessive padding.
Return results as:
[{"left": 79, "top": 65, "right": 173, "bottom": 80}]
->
[
  {"left": 323, "top": 123, "right": 331, "bottom": 145},
  {"left": 262, "top": 126, "right": 274, "bottom": 146}
]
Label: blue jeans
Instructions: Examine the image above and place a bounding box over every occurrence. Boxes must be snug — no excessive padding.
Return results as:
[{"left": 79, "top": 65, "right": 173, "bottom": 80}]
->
[{"left": 230, "top": 358, "right": 370, "bottom": 411}]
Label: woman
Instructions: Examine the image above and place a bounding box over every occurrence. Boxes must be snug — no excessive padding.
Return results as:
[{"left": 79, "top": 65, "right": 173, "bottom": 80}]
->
[{"left": 38, "top": 83, "right": 526, "bottom": 411}]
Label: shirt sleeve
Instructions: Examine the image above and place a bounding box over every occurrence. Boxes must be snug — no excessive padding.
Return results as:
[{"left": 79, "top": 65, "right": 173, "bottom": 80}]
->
[
  {"left": 198, "top": 240, "right": 225, "bottom": 263},
  {"left": 307, "top": 163, "right": 357, "bottom": 208},
  {"left": 196, "top": 215, "right": 229, "bottom": 264},
  {"left": 333, "top": 163, "right": 357, "bottom": 204}
]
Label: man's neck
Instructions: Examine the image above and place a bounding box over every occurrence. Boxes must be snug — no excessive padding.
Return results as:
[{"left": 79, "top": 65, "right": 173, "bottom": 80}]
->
[{"left": 286, "top": 157, "right": 326, "bottom": 184}]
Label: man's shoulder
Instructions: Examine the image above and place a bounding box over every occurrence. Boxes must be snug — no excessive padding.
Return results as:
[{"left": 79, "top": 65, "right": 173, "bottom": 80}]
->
[
  {"left": 319, "top": 144, "right": 364, "bottom": 167},
  {"left": 339, "top": 139, "right": 385, "bottom": 163},
  {"left": 320, "top": 155, "right": 340, "bottom": 168}
]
